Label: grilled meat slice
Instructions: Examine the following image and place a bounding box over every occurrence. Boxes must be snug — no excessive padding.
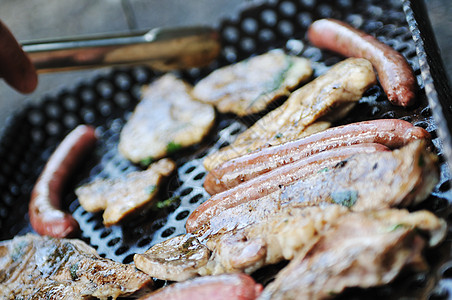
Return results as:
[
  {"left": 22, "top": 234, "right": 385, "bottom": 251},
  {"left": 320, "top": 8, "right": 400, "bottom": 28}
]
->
[
  {"left": 205, "top": 208, "right": 445, "bottom": 278},
  {"left": 259, "top": 209, "right": 446, "bottom": 300},
  {"left": 76, "top": 158, "right": 175, "bottom": 226},
  {"left": 139, "top": 273, "right": 262, "bottom": 300},
  {"left": 0, "top": 234, "right": 152, "bottom": 299},
  {"left": 135, "top": 206, "right": 445, "bottom": 282},
  {"left": 118, "top": 74, "right": 215, "bottom": 164},
  {"left": 200, "top": 206, "right": 348, "bottom": 275},
  {"left": 189, "top": 140, "right": 438, "bottom": 234},
  {"left": 192, "top": 50, "right": 312, "bottom": 116},
  {"left": 203, "top": 57, "right": 377, "bottom": 171},
  {"left": 134, "top": 206, "right": 347, "bottom": 280},
  {"left": 134, "top": 234, "right": 211, "bottom": 282},
  {"left": 280, "top": 140, "right": 438, "bottom": 210}
]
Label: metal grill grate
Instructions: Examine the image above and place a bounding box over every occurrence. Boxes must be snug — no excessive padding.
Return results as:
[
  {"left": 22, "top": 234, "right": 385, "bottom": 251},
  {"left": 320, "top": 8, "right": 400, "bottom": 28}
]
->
[{"left": 0, "top": 0, "right": 451, "bottom": 298}]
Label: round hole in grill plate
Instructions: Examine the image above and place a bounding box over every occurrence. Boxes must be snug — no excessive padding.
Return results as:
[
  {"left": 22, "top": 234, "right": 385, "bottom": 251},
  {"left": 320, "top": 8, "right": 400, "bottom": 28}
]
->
[
  {"left": 107, "top": 237, "right": 121, "bottom": 247},
  {"left": 161, "top": 227, "right": 176, "bottom": 238},
  {"left": 193, "top": 172, "right": 206, "bottom": 181},
  {"left": 115, "top": 246, "right": 129, "bottom": 256},
  {"left": 189, "top": 194, "right": 205, "bottom": 204},
  {"left": 176, "top": 210, "right": 190, "bottom": 221}
]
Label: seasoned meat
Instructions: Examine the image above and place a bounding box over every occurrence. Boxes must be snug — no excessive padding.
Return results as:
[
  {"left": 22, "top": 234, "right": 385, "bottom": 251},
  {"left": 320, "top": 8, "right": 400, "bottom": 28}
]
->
[
  {"left": 0, "top": 234, "right": 152, "bottom": 299},
  {"left": 206, "top": 208, "right": 445, "bottom": 278},
  {"left": 201, "top": 206, "right": 349, "bottom": 275},
  {"left": 280, "top": 140, "right": 438, "bottom": 211},
  {"left": 134, "top": 234, "right": 211, "bottom": 282},
  {"left": 192, "top": 50, "right": 312, "bottom": 116},
  {"left": 189, "top": 141, "right": 438, "bottom": 234},
  {"left": 139, "top": 273, "right": 263, "bottom": 300},
  {"left": 76, "top": 158, "right": 175, "bottom": 226},
  {"left": 259, "top": 209, "right": 446, "bottom": 300},
  {"left": 134, "top": 206, "right": 445, "bottom": 282},
  {"left": 119, "top": 74, "right": 215, "bottom": 164},
  {"left": 134, "top": 206, "right": 347, "bottom": 280},
  {"left": 190, "top": 143, "right": 389, "bottom": 232},
  {"left": 203, "top": 57, "right": 377, "bottom": 171}
]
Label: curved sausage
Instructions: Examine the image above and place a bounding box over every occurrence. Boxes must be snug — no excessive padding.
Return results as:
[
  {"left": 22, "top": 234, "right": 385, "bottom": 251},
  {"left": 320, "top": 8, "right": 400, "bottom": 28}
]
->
[
  {"left": 188, "top": 143, "right": 390, "bottom": 233},
  {"left": 140, "top": 273, "right": 263, "bottom": 300},
  {"left": 29, "top": 125, "right": 97, "bottom": 238},
  {"left": 307, "top": 18, "right": 417, "bottom": 107},
  {"left": 204, "top": 119, "right": 430, "bottom": 195}
]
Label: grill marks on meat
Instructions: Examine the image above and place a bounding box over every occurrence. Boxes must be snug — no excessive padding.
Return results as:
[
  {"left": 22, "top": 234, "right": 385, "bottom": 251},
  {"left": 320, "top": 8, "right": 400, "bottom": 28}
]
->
[
  {"left": 203, "top": 57, "right": 377, "bottom": 171},
  {"left": 192, "top": 50, "right": 313, "bottom": 116},
  {"left": 188, "top": 141, "right": 438, "bottom": 234},
  {"left": 75, "top": 158, "right": 175, "bottom": 226},
  {"left": 0, "top": 234, "right": 152, "bottom": 299},
  {"left": 118, "top": 74, "right": 215, "bottom": 164},
  {"left": 139, "top": 273, "right": 263, "bottom": 300},
  {"left": 259, "top": 210, "right": 445, "bottom": 300}
]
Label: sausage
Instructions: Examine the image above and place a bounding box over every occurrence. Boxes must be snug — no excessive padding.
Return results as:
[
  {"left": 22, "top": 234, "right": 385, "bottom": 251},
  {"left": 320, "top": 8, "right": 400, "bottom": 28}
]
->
[
  {"left": 307, "top": 18, "right": 417, "bottom": 107},
  {"left": 29, "top": 125, "right": 97, "bottom": 238},
  {"left": 204, "top": 119, "right": 430, "bottom": 195},
  {"left": 188, "top": 143, "right": 390, "bottom": 233},
  {"left": 139, "top": 273, "right": 263, "bottom": 300}
]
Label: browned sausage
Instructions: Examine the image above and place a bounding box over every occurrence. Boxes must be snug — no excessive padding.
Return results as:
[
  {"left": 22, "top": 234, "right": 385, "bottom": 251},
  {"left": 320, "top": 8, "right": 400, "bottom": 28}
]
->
[
  {"left": 307, "top": 18, "right": 417, "bottom": 107},
  {"left": 188, "top": 143, "right": 389, "bottom": 233},
  {"left": 204, "top": 119, "right": 430, "bottom": 195},
  {"left": 140, "top": 273, "right": 263, "bottom": 300},
  {"left": 29, "top": 125, "right": 97, "bottom": 238}
]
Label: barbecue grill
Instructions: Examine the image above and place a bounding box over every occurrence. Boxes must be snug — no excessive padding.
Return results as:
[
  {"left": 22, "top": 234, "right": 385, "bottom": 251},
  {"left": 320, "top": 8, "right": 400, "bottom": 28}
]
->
[{"left": 1, "top": 0, "right": 451, "bottom": 298}]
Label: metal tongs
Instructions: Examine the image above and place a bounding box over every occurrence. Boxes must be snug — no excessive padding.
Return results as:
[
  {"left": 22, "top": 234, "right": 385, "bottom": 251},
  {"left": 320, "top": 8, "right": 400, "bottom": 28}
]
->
[{"left": 22, "top": 26, "right": 220, "bottom": 73}]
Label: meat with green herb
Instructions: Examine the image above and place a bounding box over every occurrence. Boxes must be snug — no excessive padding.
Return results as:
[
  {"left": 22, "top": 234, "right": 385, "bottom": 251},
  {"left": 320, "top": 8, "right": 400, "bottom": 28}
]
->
[
  {"left": 203, "top": 57, "right": 377, "bottom": 171},
  {"left": 189, "top": 143, "right": 389, "bottom": 232},
  {"left": 189, "top": 141, "right": 438, "bottom": 234},
  {"left": 260, "top": 208, "right": 445, "bottom": 299},
  {"left": 118, "top": 74, "right": 215, "bottom": 164},
  {"left": 135, "top": 206, "right": 445, "bottom": 283},
  {"left": 192, "top": 50, "right": 312, "bottom": 116},
  {"left": 76, "top": 158, "right": 175, "bottom": 226},
  {"left": 204, "top": 119, "right": 431, "bottom": 195}
]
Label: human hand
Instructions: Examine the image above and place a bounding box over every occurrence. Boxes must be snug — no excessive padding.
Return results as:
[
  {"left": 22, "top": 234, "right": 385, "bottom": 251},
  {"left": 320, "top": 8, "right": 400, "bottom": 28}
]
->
[{"left": 0, "top": 20, "right": 37, "bottom": 93}]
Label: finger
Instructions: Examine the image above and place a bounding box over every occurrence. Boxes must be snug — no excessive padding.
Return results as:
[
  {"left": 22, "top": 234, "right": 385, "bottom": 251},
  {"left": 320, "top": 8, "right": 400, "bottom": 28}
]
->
[{"left": 0, "top": 20, "right": 37, "bottom": 93}]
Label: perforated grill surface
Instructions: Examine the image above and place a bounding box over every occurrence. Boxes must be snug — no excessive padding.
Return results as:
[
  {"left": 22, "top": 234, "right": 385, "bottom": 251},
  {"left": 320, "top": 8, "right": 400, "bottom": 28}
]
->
[{"left": 0, "top": 0, "right": 451, "bottom": 298}]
